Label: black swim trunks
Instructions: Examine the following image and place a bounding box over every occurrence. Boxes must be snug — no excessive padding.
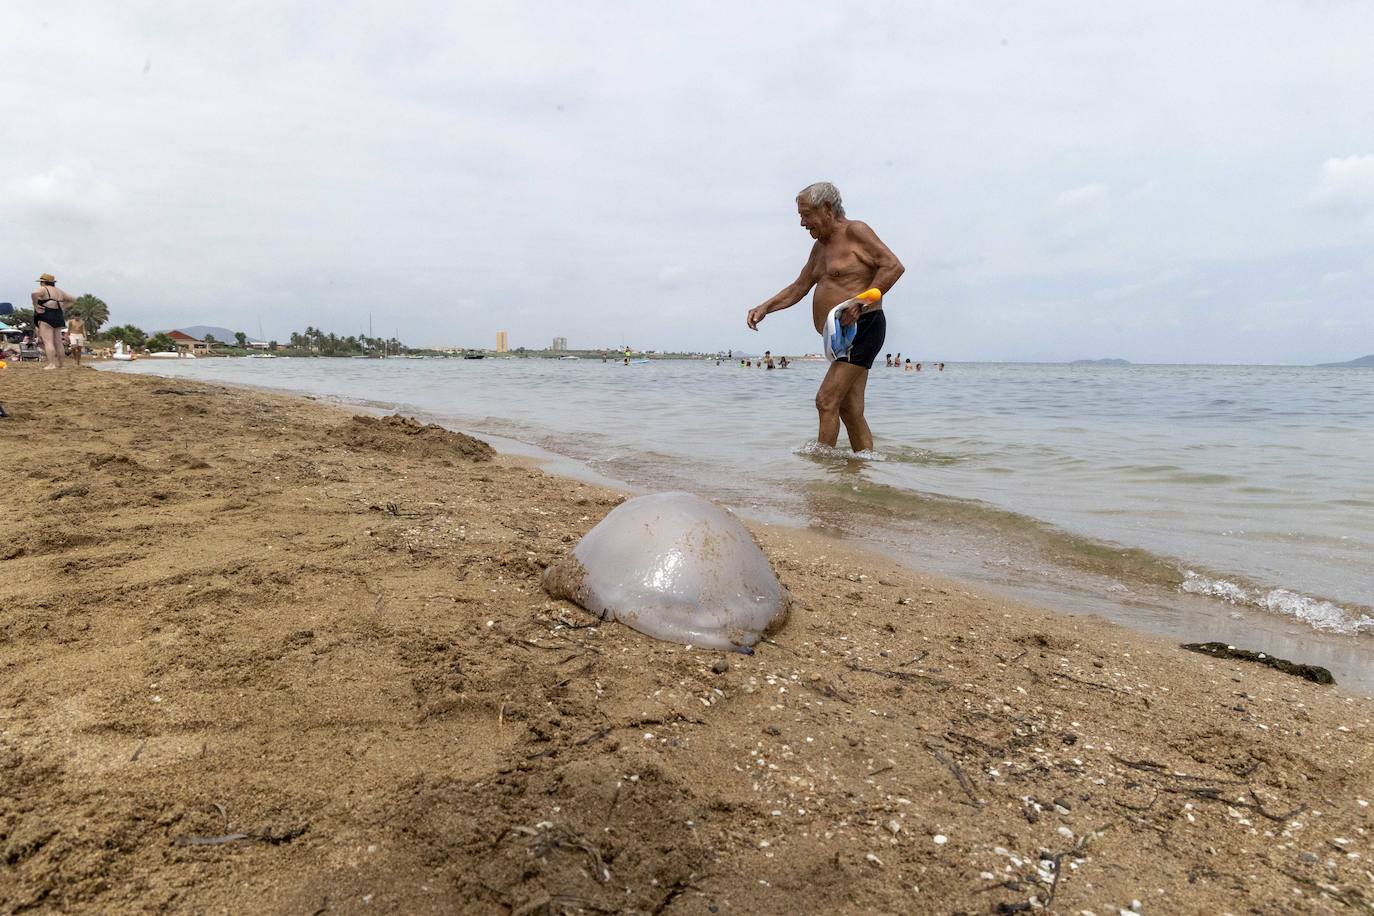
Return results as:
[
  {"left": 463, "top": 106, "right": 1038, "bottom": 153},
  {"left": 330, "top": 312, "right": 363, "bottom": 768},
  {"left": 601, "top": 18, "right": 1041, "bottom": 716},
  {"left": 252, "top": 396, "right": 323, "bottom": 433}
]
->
[
  {"left": 837, "top": 310, "right": 886, "bottom": 370},
  {"left": 35, "top": 308, "right": 66, "bottom": 328}
]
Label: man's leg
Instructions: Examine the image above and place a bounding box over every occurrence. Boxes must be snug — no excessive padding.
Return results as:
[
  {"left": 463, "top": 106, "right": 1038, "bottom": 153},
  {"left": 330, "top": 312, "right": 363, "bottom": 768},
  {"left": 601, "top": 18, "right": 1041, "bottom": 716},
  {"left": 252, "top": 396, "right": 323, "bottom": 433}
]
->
[
  {"left": 838, "top": 368, "right": 873, "bottom": 452},
  {"left": 815, "top": 361, "right": 867, "bottom": 447}
]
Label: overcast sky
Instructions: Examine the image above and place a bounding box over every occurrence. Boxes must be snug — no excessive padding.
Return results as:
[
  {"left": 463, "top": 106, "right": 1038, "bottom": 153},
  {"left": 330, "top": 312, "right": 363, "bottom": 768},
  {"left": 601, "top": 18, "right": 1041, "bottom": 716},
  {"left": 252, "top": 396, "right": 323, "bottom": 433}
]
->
[{"left": 3, "top": 1, "right": 1372, "bottom": 362}]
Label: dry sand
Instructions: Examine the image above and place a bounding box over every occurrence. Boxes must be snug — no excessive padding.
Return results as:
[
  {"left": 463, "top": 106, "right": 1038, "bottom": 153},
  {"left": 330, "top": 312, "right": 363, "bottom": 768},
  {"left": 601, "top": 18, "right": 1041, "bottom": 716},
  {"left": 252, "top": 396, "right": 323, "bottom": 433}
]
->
[{"left": 1, "top": 365, "right": 1372, "bottom": 914}]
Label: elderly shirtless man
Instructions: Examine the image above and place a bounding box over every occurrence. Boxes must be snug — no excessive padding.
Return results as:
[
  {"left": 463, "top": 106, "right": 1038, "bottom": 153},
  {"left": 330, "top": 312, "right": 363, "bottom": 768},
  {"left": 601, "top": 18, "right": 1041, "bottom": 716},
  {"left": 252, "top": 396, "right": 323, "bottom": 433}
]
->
[{"left": 747, "top": 182, "right": 904, "bottom": 452}]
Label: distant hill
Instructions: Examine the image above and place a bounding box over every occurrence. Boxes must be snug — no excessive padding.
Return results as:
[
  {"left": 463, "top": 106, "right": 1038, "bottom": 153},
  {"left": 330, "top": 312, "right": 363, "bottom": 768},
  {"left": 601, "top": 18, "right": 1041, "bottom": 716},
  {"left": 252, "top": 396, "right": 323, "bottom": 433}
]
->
[
  {"left": 171, "top": 325, "right": 238, "bottom": 342},
  {"left": 1069, "top": 358, "right": 1131, "bottom": 366},
  {"left": 1318, "top": 354, "right": 1374, "bottom": 368}
]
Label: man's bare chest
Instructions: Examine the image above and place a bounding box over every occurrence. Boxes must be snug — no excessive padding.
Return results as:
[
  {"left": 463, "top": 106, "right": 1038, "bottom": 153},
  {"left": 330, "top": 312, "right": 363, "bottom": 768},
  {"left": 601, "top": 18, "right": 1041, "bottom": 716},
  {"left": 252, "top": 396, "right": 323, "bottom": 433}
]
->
[{"left": 813, "top": 241, "right": 871, "bottom": 282}]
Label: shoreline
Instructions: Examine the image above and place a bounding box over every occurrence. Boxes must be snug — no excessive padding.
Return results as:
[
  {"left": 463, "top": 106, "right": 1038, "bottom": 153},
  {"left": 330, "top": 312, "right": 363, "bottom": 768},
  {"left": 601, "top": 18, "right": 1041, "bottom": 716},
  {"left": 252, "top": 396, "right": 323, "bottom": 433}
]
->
[
  {"left": 93, "top": 361, "right": 1374, "bottom": 695},
  {"left": 3, "top": 366, "right": 1372, "bottom": 913}
]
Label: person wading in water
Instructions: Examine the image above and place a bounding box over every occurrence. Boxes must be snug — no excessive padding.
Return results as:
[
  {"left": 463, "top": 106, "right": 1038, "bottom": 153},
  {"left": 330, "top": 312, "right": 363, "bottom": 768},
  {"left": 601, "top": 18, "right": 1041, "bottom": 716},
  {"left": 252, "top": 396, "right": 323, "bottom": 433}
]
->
[{"left": 746, "top": 182, "right": 904, "bottom": 452}]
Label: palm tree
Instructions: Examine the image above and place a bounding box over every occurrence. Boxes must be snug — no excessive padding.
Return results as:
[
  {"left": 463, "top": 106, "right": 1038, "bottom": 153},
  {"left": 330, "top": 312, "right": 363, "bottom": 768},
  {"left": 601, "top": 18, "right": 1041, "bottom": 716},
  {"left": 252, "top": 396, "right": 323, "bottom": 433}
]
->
[
  {"left": 235, "top": 331, "right": 248, "bottom": 348},
  {"left": 70, "top": 295, "right": 110, "bottom": 334}
]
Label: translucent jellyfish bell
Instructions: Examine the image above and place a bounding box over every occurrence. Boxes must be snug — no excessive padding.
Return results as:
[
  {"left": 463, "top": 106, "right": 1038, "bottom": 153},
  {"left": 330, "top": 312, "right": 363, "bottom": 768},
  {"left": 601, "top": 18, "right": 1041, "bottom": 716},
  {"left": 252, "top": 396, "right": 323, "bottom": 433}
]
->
[{"left": 542, "top": 492, "right": 790, "bottom": 652}]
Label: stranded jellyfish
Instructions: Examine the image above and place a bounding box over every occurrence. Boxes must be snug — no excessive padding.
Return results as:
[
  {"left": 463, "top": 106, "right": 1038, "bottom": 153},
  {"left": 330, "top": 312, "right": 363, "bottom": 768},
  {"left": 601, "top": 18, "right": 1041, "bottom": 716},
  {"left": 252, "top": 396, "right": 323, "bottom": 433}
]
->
[{"left": 542, "top": 492, "right": 790, "bottom": 652}]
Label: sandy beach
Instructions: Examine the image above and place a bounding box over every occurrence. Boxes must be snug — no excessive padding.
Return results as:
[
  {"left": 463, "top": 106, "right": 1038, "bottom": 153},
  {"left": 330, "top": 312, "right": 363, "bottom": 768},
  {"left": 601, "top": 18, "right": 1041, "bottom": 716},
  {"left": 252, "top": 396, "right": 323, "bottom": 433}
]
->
[{"left": 2, "top": 365, "right": 1371, "bottom": 914}]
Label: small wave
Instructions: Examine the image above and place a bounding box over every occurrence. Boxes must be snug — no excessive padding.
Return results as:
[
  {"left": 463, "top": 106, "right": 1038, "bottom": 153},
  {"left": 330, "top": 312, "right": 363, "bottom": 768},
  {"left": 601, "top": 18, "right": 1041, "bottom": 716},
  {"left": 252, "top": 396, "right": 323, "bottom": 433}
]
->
[
  {"left": 793, "top": 441, "right": 886, "bottom": 462},
  {"left": 1181, "top": 572, "right": 1374, "bottom": 636},
  {"left": 880, "top": 445, "right": 972, "bottom": 466},
  {"left": 793, "top": 441, "right": 970, "bottom": 465}
]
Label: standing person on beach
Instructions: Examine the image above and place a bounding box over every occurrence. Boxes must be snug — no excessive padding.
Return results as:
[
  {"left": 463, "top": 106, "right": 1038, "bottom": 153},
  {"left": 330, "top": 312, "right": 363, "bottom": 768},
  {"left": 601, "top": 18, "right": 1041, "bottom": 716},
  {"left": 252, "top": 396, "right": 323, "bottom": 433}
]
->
[
  {"left": 31, "top": 273, "right": 73, "bottom": 370},
  {"left": 746, "top": 182, "right": 904, "bottom": 452},
  {"left": 66, "top": 315, "right": 86, "bottom": 367}
]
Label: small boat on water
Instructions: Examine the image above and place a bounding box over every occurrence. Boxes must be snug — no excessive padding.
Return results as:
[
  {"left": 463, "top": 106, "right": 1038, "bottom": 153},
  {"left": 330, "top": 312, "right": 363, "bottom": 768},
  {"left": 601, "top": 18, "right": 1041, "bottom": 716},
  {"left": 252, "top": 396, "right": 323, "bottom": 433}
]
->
[
  {"left": 246, "top": 352, "right": 278, "bottom": 359},
  {"left": 558, "top": 355, "right": 581, "bottom": 360},
  {"left": 463, "top": 350, "right": 486, "bottom": 360}
]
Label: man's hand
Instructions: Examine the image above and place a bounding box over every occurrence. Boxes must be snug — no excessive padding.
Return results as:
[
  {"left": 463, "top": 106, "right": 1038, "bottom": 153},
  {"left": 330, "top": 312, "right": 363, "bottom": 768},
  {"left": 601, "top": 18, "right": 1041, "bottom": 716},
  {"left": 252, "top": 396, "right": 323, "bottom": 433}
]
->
[
  {"left": 840, "top": 288, "right": 881, "bottom": 326},
  {"left": 747, "top": 305, "right": 768, "bottom": 330}
]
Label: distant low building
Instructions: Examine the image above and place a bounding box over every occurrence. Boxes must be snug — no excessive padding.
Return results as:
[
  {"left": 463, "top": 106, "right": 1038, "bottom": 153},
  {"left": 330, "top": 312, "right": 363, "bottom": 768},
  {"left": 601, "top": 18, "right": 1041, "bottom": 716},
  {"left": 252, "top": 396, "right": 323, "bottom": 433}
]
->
[
  {"left": 168, "top": 330, "right": 210, "bottom": 356},
  {"left": 248, "top": 340, "right": 271, "bottom": 350}
]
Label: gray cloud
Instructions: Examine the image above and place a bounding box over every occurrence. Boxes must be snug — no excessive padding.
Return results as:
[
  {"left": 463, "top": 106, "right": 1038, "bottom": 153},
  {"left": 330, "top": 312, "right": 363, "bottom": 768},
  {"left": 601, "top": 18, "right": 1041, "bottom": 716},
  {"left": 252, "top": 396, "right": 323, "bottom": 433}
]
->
[{"left": 2, "top": 1, "right": 1371, "bottom": 362}]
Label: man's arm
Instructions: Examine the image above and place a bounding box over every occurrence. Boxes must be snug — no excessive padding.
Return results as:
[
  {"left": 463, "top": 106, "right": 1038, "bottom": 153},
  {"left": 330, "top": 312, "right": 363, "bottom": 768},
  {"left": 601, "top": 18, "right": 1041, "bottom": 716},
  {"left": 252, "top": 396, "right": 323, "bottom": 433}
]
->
[
  {"left": 848, "top": 221, "right": 905, "bottom": 295},
  {"left": 748, "top": 244, "right": 819, "bottom": 330}
]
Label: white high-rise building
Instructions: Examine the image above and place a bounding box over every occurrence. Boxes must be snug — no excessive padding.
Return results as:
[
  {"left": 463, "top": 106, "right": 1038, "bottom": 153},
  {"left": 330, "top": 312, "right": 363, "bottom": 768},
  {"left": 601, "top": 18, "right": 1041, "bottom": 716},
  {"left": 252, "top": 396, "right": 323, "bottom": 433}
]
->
[{"left": 551, "top": 336, "right": 568, "bottom": 351}]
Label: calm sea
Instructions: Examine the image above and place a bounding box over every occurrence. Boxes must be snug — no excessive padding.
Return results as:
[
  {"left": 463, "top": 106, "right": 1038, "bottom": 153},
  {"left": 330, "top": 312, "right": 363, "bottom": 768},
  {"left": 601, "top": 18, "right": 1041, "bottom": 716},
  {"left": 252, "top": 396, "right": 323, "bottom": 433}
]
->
[{"left": 104, "top": 357, "right": 1374, "bottom": 691}]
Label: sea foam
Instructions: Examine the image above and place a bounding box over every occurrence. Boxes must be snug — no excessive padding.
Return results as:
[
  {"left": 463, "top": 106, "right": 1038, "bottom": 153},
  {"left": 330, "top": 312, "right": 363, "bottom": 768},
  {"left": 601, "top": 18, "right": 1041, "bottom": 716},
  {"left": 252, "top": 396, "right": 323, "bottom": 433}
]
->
[
  {"left": 1182, "top": 572, "right": 1374, "bottom": 636},
  {"left": 793, "top": 441, "right": 886, "bottom": 462}
]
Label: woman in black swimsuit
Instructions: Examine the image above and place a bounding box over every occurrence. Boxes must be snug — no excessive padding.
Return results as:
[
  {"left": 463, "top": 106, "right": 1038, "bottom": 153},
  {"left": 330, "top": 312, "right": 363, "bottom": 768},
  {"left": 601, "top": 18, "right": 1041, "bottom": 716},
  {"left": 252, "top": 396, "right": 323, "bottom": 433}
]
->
[{"left": 31, "top": 273, "right": 71, "bottom": 370}]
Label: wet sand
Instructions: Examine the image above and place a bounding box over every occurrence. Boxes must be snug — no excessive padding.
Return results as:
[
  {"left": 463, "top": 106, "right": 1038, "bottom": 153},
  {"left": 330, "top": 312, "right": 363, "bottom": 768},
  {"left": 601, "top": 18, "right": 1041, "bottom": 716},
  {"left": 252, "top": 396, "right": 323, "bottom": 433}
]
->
[{"left": 2, "top": 365, "right": 1372, "bottom": 914}]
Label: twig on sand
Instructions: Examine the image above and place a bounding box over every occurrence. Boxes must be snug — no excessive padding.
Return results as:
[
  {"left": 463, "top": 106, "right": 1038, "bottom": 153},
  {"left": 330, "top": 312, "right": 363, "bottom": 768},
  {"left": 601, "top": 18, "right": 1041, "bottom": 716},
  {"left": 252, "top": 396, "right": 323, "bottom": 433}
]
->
[
  {"left": 801, "top": 677, "right": 856, "bottom": 705},
  {"left": 529, "top": 827, "right": 611, "bottom": 882},
  {"left": 649, "top": 876, "right": 701, "bottom": 915},
  {"left": 1247, "top": 788, "right": 1308, "bottom": 822},
  {"left": 551, "top": 614, "right": 599, "bottom": 630},
  {"left": 1116, "top": 788, "right": 1159, "bottom": 812},
  {"left": 575, "top": 726, "right": 613, "bottom": 746},
  {"left": 173, "top": 824, "right": 308, "bottom": 847},
  {"left": 1110, "top": 754, "right": 1245, "bottom": 785},
  {"left": 1273, "top": 868, "right": 1373, "bottom": 911},
  {"left": 945, "top": 730, "right": 1005, "bottom": 756},
  {"left": 1156, "top": 785, "right": 1308, "bottom": 823},
  {"left": 1050, "top": 671, "right": 1127, "bottom": 694},
  {"left": 1043, "top": 852, "right": 1066, "bottom": 910},
  {"left": 926, "top": 743, "right": 983, "bottom": 807},
  {"left": 846, "top": 662, "right": 950, "bottom": 690}
]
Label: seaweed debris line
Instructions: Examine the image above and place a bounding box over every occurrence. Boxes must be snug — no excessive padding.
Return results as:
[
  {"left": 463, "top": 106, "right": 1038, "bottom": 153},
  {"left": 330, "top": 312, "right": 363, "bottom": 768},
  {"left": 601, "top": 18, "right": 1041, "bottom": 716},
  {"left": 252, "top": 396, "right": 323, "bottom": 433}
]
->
[{"left": 1182, "top": 641, "right": 1336, "bottom": 684}]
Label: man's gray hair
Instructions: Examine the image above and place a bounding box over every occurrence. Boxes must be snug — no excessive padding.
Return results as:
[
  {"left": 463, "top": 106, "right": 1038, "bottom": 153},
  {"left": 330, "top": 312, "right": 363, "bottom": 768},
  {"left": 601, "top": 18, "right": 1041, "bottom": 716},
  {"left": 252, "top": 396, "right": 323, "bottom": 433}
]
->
[{"left": 797, "top": 181, "right": 845, "bottom": 217}]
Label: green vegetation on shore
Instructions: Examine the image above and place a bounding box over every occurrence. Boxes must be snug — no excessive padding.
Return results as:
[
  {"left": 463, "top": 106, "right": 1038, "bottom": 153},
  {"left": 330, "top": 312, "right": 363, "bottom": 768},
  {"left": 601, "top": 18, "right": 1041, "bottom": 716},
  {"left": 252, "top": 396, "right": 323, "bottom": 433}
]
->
[{"left": 281, "top": 327, "right": 406, "bottom": 357}]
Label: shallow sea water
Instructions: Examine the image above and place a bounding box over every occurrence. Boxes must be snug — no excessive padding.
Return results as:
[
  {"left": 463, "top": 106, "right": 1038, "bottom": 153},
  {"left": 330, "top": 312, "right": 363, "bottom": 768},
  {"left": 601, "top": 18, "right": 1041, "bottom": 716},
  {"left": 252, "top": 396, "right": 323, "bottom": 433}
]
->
[{"left": 105, "top": 357, "right": 1374, "bottom": 691}]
